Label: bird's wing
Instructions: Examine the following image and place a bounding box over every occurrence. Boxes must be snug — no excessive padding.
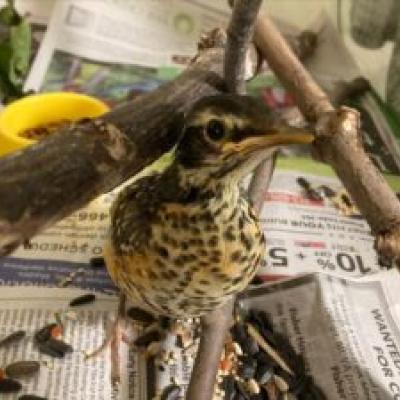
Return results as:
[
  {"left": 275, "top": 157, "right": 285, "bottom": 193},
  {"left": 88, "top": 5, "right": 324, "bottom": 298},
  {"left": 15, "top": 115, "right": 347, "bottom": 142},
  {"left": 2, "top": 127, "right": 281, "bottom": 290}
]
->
[{"left": 110, "top": 173, "right": 163, "bottom": 255}]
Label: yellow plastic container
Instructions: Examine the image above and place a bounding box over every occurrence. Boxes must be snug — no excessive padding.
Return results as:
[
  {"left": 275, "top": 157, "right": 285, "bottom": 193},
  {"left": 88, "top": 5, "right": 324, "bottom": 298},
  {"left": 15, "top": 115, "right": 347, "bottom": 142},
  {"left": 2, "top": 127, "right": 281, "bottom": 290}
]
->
[{"left": 0, "top": 92, "right": 110, "bottom": 157}]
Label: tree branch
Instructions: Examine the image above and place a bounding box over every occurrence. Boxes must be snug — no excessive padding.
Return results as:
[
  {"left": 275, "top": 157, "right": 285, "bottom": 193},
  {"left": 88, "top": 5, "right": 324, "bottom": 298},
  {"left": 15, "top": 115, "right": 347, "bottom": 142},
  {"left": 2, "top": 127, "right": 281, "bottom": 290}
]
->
[
  {"left": 187, "top": 2, "right": 264, "bottom": 399},
  {"left": 224, "top": 0, "right": 262, "bottom": 94},
  {"left": 0, "top": 39, "right": 226, "bottom": 256},
  {"left": 254, "top": 12, "right": 400, "bottom": 259}
]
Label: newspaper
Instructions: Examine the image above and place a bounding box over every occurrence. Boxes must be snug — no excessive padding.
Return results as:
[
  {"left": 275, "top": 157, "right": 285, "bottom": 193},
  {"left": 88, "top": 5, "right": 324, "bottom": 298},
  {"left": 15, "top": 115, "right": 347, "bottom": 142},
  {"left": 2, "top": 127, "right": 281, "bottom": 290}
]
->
[
  {"left": 24, "top": 0, "right": 229, "bottom": 104},
  {"left": 257, "top": 167, "right": 391, "bottom": 280},
  {"left": 0, "top": 286, "right": 146, "bottom": 400},
  {"left": 240, "top": 269, "right": 400, "bottom": 400}
]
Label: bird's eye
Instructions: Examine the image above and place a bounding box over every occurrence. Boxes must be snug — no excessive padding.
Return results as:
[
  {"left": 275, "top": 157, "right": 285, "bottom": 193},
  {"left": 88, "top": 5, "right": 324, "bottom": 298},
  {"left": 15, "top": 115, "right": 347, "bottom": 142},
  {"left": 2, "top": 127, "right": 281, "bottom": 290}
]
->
[{"left": 206, "top": 119, "right": 225, "bottom": 141}]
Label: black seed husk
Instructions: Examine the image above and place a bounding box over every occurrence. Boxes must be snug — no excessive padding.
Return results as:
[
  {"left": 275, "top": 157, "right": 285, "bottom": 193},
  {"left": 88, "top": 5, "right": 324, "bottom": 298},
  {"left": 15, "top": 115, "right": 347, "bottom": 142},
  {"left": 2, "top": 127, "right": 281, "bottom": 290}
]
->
[
  {"left": 38, "top": 338, "right": 72, "bottom": 358},
  {"left": 0, "top": 378, "right": 22, "bottom": 393},
  {"left": 160, "top": 383, "right": 181, "bottom": 400},
  {"left": 249, "top": 394, "right": 263, "bottom": 400},
  {"left": 255, "top": 362, "right": 274, "bottom": 385},
  {"left": 291, "top": 374, "right": 311, "bottom": 395},
  {"left": 235, "top": 381, "right": 250, "bottom": 400},
  {"left": 240, "top": 334, "right": 259, "bottom": 356},
  {"left": 19, "top": 395, "right": 47, "bottom": 400},
  {"left": 238, "top": 357, "right": 257, "bottom": 380},
  {"left": 233, "top": 393, "right": 246, "bottom": 400},
  {"left": 230, "top": 323, "right": 248, "bottom": 346},
  {"left": 5, "top": 361, "right": 40, "bottom": 379},
  {"left": 69, "top": 293, "right": 96, "bottom": 307},
  {"left": 222, "top": 376, "right": 236, "bottom": 400},
  {"left": 126, "top": 307, "right": 155, "bottom": 324},
  {"left": 38, "top": 341, "right": 63, "bottom": 358},
  {"left": 134, "top": 330, "right": 161, "bottom": 347},
  {"left": 89, "top": 257, "right": 105, "bottom": 268},
  {"left": 249, "top": 276, "right": 264, "bottom": 285},
  {"left": 247, "top": 310, "right": 274, "bottom": 333},
  {"left": 0, "top": 330, "right": 26, "bottom": 347},
  {"left": 254, "top": 351, "right": 275, "bottom": 366},
  {"left": 34, "top": 324, "right": 57, "bottom": 344}
]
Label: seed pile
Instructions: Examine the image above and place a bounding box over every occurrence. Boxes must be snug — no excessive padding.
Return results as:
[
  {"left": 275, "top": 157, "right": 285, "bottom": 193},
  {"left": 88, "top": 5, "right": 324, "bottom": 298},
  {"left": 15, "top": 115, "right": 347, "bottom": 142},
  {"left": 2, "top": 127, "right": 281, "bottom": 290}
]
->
[
  {"left": 19, "top": 120, "right": 71, "bottom": 141},
  {"left": 215, "top": 308, "right": 326, "bottom": 400},
  {"left": 0, "top": 292, "right": 95, "bottom": 398}
]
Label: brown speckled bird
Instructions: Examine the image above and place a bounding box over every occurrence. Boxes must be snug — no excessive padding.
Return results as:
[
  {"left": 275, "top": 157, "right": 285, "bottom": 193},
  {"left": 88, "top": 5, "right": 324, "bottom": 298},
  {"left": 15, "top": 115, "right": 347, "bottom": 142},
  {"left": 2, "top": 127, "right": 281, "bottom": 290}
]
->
[{"left": 104, "top": 94, "right": 313, "bottom": 318}]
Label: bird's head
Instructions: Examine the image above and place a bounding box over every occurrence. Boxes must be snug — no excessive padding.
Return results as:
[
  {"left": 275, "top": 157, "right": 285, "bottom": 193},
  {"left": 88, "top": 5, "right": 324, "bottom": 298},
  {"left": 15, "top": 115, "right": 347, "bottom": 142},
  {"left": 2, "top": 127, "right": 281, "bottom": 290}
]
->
[{"left": 174, "top": 94, "right": 314, "bottom": 191}]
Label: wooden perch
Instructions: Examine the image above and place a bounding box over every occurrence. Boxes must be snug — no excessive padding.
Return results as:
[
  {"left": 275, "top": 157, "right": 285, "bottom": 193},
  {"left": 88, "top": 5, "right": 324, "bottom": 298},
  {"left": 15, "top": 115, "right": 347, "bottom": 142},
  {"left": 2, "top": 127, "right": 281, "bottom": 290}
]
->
[
  {"left": 187, "top": 2, "right": 264, "bottom": 400},
  {"left": 0, "top": 35, "right": 227, "bottom": 256},
  {"left": 254, "top": 13, "right": 400, "bottom": 260}
]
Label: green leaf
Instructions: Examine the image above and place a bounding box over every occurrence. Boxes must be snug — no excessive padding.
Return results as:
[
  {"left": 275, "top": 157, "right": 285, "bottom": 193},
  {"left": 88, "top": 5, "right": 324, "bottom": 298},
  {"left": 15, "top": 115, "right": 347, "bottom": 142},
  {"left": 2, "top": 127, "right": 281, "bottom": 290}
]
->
[
  {"left": 8, "top": 18, "right": 31, "bottom": 85},
  {"left": 0, "top": 1, "right": 19, "bottom": 26}
]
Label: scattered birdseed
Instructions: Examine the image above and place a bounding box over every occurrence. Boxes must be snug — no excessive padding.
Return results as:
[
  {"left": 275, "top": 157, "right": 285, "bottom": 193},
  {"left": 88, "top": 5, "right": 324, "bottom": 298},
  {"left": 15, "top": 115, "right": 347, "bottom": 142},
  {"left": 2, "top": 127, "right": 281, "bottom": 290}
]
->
[
  {"left": 0, "top": 330, "right": 26, "bottom": 348},
  {"left": 247, "top": 378, "right": 260, "bottom": 395},
  {"left": 69, "top": 293, "right": 96, "bottom": 307},
  {"left": 35, "top": 324, "right": 58, "bottom": 344},
  {"left": 215, "top": 307, "right": 326, "bottom": 399},
  {"left": 238, "top": 356, "right": 256, "bottom": 379},
  {"left": 38, "top": 338, "right": 72, "bottom": 358},
  {"left": 5, "top": 361, "right": 40, "bottom": 379},
  {"left": 89, "top": 257, "right": 106, "bottom": 268},
  {"left": 50, "top": 325, "right": 63, "bottom": 339},
  {"left": 160, "top": 383, "right": 181, "bottom": 400},
  {"left": 246, "top": 324, "right": 293, "bottom": 375},
  {"left": 126, "top": 307, "right": 156, "bottom": 325},
  {"left": 0, "top": 378, "right": 22, "bottom": 393},
  {"left": 254, "top": 362, "right": 274, "bottom": 385}
]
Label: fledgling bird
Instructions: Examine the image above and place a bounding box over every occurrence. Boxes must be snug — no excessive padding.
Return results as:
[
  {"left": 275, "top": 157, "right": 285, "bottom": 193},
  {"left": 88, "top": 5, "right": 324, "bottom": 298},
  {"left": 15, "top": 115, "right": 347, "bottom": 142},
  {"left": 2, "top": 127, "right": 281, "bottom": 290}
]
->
[{"left": 104, "top": 94, "right": 313, "bottom": 318}]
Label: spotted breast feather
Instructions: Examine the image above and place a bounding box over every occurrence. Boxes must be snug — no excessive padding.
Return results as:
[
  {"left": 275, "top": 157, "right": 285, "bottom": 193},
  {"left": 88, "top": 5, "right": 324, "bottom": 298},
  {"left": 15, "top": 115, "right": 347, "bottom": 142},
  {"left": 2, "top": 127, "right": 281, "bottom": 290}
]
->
[{"left": 104, "top": 167, "right": 265, "bottom": 318}]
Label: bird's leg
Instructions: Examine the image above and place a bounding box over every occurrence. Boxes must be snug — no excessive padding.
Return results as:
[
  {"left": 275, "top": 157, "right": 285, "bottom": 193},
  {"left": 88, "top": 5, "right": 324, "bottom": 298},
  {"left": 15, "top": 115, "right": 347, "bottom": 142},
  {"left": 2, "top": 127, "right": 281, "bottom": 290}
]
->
[{"left": 85, "top": 293, "right": 126, "bottom": 385}]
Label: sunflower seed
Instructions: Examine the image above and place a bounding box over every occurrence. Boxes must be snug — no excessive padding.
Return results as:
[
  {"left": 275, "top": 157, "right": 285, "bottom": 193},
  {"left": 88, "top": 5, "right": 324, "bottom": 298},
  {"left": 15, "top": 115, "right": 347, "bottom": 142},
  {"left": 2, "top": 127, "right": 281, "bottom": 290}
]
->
[
  {"left": 274, "top": 374, "right": 289, "bottom": 392},
  {"left": 222, "top": 376, "right": 236, "bottom": 400},
  {"left": 69, "top": 294, "right": 96, "bottom": 307},
  {"left": 160, "top": 383, "right": 181, "bottom": 400},
  {"left": 35, "top": 324, "right": 57, "bottom": 344},
  {"left": 5, "top": 361, "right": 40, "bottom": 379},
  {"left": 255, "top": 362, "right": 274, "bottom": 385},
  {"left": 238, "top": 357, "right": 256, "bottom": 380},
  {"left": 0, "top": 378, "right": 22, "bottom": 393},
  {"left": 126, "top": 307, "right": 155, "bottom": 324},
  {"left": 0, "top": 330, "right": 26, "bottom": 348},
  {"left": 247, "top": 379, "right": 260, "bottom": 395},
  {"left": 89, "top": 257, "right": 105, "bottom": 268},
  {"left": 38, "top": 338, "right": 72, "bottom": 358}
]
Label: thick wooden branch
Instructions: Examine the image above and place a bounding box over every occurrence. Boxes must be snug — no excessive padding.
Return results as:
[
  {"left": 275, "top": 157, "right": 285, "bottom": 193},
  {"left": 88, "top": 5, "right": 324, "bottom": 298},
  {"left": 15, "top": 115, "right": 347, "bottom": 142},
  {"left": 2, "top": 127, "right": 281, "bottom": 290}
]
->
[
  {"left": 254, "top": 13, "right": 400, "bottom": 259},
  {"left": 0, "top": 41, "right": 226, "bottom": 256}
]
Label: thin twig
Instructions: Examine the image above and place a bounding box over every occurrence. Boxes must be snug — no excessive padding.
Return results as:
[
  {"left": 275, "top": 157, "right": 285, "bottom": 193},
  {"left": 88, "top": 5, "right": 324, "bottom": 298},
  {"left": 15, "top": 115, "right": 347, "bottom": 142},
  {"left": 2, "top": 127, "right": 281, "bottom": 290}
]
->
[
  {"left": 187, "top": 2, "right": 265, "bottom": 399},
  {"left": 254, "top": 12, "right": 400, "bottom": 259},
  {"left": 248, "top": 150, "right": 277, "bottom": 214},
  {"left": 224, "top": 0, "right": 262, "bottom": 94},
  {"left": 185, "top": 299, "right": 234, "bottom": 400}
]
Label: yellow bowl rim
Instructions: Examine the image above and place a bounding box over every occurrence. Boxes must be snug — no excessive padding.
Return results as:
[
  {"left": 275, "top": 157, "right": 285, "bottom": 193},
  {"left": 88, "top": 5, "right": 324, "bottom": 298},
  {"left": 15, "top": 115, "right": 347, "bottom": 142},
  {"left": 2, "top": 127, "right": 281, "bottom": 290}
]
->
[{"left": 0, "top": 92, "right": 110, "bottom": 146}]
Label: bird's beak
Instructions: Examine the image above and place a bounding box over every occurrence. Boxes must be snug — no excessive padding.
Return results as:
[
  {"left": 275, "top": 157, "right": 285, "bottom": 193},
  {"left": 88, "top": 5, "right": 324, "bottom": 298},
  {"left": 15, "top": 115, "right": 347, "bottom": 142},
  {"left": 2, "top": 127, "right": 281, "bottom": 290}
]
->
[{"left": 226, "top": 125, "right": 314, "bottom": 154}]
